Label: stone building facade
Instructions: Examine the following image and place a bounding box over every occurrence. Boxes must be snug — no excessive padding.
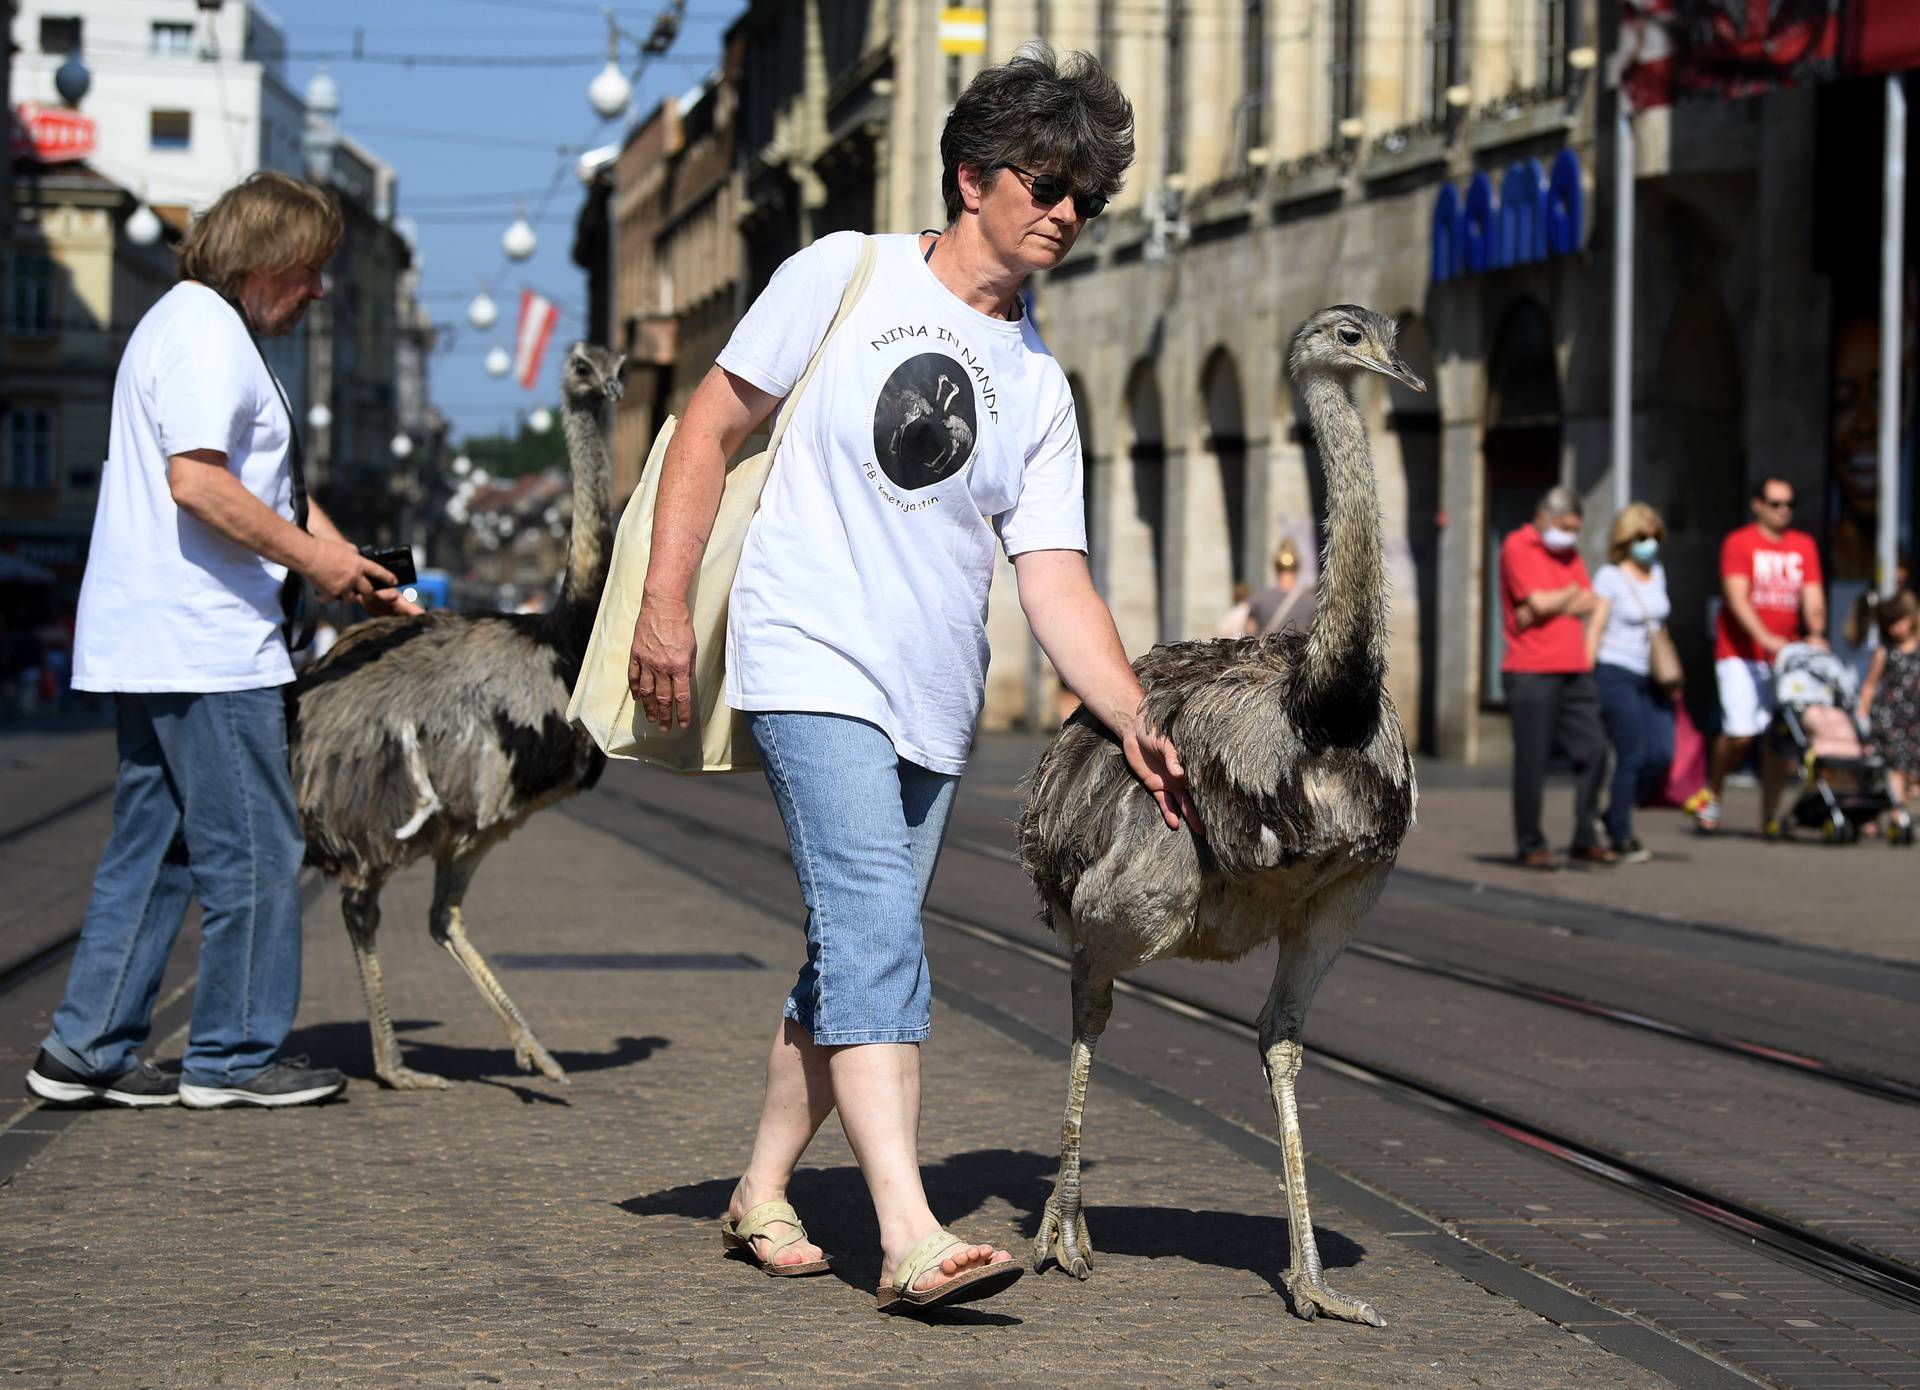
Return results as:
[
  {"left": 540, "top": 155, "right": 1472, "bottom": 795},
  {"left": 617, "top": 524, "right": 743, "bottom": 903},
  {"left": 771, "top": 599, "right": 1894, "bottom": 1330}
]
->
[
  {"left": 1, "top": 160, "right": 176, "bottom": 600},
  {"left": 583, "top": 1, "right": 1901, "bottom": 757}
]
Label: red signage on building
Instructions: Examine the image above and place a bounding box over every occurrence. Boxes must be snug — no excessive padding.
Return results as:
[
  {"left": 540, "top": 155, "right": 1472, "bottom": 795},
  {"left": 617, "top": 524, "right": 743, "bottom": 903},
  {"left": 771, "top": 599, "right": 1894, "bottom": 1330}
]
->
[{"left": 10, "top": 103, "right": 98, "bottom": 163}]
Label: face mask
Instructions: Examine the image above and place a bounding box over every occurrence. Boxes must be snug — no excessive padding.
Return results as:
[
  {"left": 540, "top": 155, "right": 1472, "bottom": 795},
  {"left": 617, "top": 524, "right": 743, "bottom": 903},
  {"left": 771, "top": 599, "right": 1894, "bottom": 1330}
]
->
[
  {"left": 1540, "top": 526, "right": 1579, "bottom": 554},
  {"left": 1630, "top": 538, "right": 1659, "bottom": 565}
]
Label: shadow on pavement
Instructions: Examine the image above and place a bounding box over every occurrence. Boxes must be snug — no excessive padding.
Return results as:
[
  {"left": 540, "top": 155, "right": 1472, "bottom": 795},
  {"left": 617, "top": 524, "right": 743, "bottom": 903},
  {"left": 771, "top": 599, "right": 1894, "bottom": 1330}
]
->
[
  {"left": 280, "top": 1018, "right": 671, "bottom": 1104},
  {"left": 619, "top": 1146, "right": 1364, "bottom": 1301}
]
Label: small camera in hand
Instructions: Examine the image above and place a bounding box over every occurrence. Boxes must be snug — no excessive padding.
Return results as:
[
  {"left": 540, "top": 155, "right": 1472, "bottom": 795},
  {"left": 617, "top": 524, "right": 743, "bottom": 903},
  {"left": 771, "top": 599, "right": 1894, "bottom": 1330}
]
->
[{"left": 358, "top": 545, "right": 417, "bottom": 589}]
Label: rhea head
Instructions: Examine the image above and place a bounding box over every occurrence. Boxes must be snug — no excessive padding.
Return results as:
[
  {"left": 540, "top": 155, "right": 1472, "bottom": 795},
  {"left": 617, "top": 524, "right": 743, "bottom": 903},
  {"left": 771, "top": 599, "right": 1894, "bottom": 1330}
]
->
[
  {"left": 561, "top": 342, "right": 628, "bottom": 404},
  {"left": 1287, "top": 306, "right": 1427, "bottom": 394}
]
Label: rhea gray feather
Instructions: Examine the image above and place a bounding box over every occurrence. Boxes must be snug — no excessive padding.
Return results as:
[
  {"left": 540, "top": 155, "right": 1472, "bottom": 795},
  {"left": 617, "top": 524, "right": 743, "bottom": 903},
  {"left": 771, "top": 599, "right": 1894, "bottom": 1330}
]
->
[
  {"left": 1018, "top": 306, "right": 1422, "bottom": 1325},
  {"left": 289, "top": 342, "right": 626, "bottom": 1091}
]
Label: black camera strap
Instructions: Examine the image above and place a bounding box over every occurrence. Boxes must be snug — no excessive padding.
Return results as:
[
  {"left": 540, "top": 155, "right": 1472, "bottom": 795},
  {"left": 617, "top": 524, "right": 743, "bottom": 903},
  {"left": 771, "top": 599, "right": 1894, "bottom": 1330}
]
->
[{"left": 217, "top": 290, "right": 314, "bottom": 652}]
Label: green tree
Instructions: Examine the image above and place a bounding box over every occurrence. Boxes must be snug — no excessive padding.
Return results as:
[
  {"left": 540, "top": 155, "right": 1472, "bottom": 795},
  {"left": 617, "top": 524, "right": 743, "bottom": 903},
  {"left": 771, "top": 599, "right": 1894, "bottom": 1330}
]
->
[{"left": 462, "top": 418, "right": 566, "bottom": 479}]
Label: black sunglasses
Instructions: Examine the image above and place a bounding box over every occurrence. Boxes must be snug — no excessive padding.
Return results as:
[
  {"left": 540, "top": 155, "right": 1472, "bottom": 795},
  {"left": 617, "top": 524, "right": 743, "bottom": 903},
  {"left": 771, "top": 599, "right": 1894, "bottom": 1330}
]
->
[
  {"left": 1760, "top": 496, "right": 1794, "bottom": 509},
  {"left": 1003, "top": 164, "right": 1107, "bottom": 219}
]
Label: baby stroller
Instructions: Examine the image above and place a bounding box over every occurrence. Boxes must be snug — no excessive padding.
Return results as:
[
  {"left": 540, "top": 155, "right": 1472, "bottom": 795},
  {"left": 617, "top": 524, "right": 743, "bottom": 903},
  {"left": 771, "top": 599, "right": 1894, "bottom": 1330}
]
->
[{"left": 1770, "top": 644, "right": 1905, "bottom": 844}]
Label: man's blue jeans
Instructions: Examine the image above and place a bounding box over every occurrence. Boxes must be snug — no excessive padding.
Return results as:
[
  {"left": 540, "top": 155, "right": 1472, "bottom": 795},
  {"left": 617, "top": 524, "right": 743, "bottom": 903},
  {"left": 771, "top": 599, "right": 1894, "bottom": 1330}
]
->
[
  {"left": 749, "top": 711, "right": 958, "bottom": 1046},
  {"left": 43, "top": 689, "right": 307, "bottom": 1086}
]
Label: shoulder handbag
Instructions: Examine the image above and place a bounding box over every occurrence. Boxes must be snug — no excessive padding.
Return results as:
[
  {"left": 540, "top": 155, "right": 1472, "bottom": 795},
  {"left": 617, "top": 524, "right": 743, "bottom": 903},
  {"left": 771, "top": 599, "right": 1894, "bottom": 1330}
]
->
[
  {"left": 221, "top": 293, "right": 316, "bottom": 653},
  {"left": 1626, "top": 573, "right": 1684, "bottom": 691},
  {"left": 568, "top": 234, "right": 878, "bottom": 773}
]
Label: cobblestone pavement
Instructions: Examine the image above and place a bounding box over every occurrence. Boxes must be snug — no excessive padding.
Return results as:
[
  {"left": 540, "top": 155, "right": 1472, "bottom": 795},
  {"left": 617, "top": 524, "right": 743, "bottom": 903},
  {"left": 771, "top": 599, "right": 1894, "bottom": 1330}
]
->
[{"left": 2, "top": 799, "right": 1673, "bottom": 1390}]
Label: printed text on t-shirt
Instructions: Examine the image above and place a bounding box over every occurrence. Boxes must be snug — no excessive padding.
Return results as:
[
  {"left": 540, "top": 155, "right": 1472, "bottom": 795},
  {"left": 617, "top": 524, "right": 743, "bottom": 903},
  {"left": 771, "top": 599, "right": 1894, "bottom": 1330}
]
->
[{"left": 1751, "top": 549, "right": 1806, "bottom": 610}]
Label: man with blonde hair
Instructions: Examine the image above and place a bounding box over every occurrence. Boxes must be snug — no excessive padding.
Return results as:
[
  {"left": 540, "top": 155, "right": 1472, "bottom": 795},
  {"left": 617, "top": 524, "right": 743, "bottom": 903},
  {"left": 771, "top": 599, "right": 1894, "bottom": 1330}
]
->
[{"left": 28, "top": 172, "right": 413, "bottom": 1111}]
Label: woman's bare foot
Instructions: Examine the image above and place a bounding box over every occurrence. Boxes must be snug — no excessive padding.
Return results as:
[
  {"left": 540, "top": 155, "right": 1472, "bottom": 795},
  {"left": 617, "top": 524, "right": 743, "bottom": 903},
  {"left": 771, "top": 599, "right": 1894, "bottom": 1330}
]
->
[
  {"left": 880, "top": 1230, "right": 1014, "bottom": 1294},
  {"left": 728, "top": 1178, "right": 826, "bottom": 1269}
]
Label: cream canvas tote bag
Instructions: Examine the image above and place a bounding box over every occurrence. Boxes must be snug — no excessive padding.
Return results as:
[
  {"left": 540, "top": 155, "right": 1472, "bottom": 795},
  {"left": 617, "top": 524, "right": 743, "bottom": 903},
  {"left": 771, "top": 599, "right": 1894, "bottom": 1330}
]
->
[{"left": 569, "top": 235, "right": 877, "bottom": 773}]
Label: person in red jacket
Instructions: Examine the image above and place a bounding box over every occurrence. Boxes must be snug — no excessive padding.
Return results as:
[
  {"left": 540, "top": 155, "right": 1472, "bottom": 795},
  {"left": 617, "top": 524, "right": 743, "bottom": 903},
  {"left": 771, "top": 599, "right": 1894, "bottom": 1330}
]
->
[
  {"left": 1696, "top": 476, "right": 1828, "bottom": 836},
  {"left": 1500, "top": 486, "right": 1615, "bottom": 869}
]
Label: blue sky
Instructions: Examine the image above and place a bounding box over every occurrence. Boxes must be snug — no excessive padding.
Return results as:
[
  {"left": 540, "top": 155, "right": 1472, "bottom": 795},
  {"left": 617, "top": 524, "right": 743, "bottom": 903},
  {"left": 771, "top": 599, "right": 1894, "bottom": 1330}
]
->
[{"left": 279, "top": 0, "right": 743, "bottom": 445}]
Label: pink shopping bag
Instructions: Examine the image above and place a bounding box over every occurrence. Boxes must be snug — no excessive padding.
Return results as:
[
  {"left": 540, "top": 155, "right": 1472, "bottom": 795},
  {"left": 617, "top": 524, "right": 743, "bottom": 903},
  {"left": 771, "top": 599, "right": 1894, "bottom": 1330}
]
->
[{"left": 1661, "top": 699, "right": 1709, "bottom": 809}]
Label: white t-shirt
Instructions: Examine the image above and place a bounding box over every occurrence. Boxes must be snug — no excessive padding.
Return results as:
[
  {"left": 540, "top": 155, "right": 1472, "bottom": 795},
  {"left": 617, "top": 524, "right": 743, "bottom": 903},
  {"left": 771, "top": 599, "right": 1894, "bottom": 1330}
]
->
[
  {"left": 73, "top": 282, "right": 298, "bottom": 693},
  {"left": 719, "top": 232, "right": 1086, "bottom": 773},
  {"left": 1592, "top": 562, "right": 1671, "bottom": 676}
]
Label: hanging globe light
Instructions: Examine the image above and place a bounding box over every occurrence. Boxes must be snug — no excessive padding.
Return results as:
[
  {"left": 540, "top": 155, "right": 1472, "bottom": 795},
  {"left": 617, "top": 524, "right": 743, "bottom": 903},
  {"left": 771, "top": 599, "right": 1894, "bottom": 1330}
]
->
[
  {"left": 527, "top": 407, "right": 554, "bottom": 435},
  {"left": 485, "top": 346, "right": 511, "bottom": 378},
  {"left": 55, "top": 51, "right": 91, "bottom": 106},
  {"left": 472, "top": 468, "right": 491, "bottom": 486},
  {"left": 467, "top": 285, "right": 498, "bottom": 331},
  {"left": 307, "top": 402, "right": 333, "bottom": 432},
  {"left": 391, "top": 433, "right": 414, "bottom": 460},
  {"left": 589, "top": 60, "right": 632, "bottom": 120},
  {"left": 452, "top": 454, "right": 472, "bottom": 476},
  {"left": 502, "top": 204, "right": 537, "bottom": 261},
  {"left": 125, "top": 203, "right": 162, "bottom": 247}
]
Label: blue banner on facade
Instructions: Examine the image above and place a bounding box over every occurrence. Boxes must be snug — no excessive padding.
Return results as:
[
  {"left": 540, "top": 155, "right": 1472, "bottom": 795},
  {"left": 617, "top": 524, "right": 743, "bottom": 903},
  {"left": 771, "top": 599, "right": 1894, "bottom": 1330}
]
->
[{"left": 1432, "top": 149, "right": 1584, "bottom": 283}]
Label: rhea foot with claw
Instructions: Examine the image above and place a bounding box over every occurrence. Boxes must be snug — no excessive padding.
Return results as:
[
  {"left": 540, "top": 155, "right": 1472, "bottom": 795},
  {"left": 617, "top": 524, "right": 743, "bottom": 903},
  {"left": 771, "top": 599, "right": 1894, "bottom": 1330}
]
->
[
  {"left": 379, "top": 1065, "right": 451, "bottom": 1091},
  {"left": 1285, "top": 1269, "right": 1384, "bottom": 1326},
  {"left": 1034, "top": 1195, "right": 1094, "bottom": 1279}
]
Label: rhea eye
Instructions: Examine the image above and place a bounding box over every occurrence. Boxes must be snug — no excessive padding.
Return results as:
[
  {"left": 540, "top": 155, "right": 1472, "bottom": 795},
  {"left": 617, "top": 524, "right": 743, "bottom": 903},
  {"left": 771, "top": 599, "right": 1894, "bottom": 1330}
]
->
[{"left": 1337, "top": 326, "right": 1363, "bottom": 346}]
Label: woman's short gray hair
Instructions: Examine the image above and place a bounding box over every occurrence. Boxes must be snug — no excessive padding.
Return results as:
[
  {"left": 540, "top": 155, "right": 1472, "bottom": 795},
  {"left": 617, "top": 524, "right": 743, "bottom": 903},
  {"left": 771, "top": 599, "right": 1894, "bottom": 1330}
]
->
[{"left": 940, "top": 44, "right": 1135, "bottom": 226}]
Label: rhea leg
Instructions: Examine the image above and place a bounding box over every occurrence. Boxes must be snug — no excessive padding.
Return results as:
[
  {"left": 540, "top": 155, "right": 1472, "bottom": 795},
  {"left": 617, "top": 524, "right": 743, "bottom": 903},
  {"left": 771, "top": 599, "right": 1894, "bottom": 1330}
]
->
[
  {"left": 1259, "top": 869, "right": 1388, "bottom": 1326},
  {"left": 342, "top": 880, "right": 449, "bottom": 1090},
  {"left": 429, "top": 850, "right": 568, "bottom": 1083},
  {"left": 1035, "top": 949, "right": 1113, "bottom": 1278}
]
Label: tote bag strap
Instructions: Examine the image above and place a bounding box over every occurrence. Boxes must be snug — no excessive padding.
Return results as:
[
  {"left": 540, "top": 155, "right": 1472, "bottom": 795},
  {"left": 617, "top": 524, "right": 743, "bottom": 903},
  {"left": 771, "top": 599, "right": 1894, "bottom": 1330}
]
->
[{"left": 763, "top": 235, "right": 878, "bottom": 462}]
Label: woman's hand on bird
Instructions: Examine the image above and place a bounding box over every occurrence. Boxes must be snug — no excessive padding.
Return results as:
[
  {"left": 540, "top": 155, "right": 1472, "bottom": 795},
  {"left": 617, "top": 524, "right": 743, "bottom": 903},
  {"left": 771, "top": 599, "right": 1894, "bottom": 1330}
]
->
[
  {"left": 629, "top": 597, "right": 697, "bottom": 729},
  {"left": 1122, "top": 711, "right": 1205, "bottom": 835}
]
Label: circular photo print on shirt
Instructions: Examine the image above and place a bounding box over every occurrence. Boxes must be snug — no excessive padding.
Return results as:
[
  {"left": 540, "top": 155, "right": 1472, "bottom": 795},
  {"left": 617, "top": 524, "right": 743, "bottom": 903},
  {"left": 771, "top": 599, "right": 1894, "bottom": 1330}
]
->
[{"left": 871, "top": 352, "right": 979, "bottom": 492}]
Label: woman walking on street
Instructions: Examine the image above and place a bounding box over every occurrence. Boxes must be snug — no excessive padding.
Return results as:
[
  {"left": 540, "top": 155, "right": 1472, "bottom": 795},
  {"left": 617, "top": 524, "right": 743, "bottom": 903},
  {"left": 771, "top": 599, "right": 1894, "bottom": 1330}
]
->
[
  {"left": 1592, "top": 504, "right": 1678, "bottom": 862},
  {"left": 627, "top": 47, "right": 1200, "bottom": 1314}
]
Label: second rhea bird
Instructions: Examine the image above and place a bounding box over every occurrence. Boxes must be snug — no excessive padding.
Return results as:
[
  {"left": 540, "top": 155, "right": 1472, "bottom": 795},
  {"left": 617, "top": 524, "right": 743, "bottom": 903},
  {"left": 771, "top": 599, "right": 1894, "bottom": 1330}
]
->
[
  {"left": 290, "top": 343, "right": 625, "bottom": 1090},
  {"left": 1019, "top": 307, "right": 1423, "bottom": 1325}
]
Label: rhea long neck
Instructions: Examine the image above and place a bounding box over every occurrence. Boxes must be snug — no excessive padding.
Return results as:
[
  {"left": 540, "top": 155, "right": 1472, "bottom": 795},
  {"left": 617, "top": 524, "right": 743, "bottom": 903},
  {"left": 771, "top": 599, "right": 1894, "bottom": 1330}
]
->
[
  {"left": 555, "top": 391, "right": 612, "bottom": 645},
  {"left": 1296, "top": 371, "right": 1387, "bottom": 705}
]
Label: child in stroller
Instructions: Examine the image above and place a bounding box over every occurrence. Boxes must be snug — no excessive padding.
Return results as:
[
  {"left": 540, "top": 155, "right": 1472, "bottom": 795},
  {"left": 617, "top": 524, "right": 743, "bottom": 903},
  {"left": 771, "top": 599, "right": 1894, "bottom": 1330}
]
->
[{"left": 1769, "top": 643, "right": 1907, "bottom": 843}]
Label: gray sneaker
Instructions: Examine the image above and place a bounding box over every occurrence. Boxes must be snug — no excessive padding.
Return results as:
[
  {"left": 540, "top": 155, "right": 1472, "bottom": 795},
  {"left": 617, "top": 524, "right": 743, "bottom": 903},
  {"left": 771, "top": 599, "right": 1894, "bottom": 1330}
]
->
[
  {"left": 25, "top": 1050, "right": 178, "bottom": 1108},
  {"left": 179, "top": 1057, "right": 346, "bottom": 1109}
]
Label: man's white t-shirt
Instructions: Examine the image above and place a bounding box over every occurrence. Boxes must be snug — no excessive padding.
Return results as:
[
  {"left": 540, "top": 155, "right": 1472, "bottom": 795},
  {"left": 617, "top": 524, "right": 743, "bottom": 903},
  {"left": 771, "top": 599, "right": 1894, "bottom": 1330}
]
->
[
  {"left": 719, "top": 232, "right": 1086, "bottom": 773},
  {"left": 73, "top": 282, "right": 299, "bottom": 693}
]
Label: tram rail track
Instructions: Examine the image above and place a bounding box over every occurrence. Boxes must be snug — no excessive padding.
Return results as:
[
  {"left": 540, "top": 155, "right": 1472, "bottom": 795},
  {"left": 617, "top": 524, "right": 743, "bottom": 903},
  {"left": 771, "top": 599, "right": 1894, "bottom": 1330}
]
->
[
  {"left": 590, "top": 780, "right": 1920, "bottom": 1319},
  {"left": 0, "top": 780, "right": 116, "bottom": 991}
]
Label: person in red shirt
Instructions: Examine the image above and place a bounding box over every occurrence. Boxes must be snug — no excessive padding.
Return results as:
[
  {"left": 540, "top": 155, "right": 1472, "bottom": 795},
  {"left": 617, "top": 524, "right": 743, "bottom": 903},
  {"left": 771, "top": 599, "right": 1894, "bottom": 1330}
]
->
[
  {"left": 1697, "top": 476, "right": 1828, "bottom": 835},
  {"left": 1500, "top": 487, "right": 1614, "bottom": 868}
]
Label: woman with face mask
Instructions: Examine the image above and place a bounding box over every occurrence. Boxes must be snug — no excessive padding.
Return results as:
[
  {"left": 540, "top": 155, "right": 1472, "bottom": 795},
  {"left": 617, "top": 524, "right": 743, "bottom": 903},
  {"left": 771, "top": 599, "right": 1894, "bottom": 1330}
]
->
[{"left": 1591, "top": 503, "right": 1678, "bottom": 860}]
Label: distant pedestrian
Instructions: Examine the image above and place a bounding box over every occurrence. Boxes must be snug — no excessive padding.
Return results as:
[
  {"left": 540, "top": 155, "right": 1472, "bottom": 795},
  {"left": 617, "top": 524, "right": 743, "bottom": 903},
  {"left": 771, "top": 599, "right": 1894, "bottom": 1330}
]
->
[
  {"left": 627, "top": 48, "right": 1182, "bottom": 1313},
  {"left": 1500, "top": 485, "right": 1614, "bottom": 868},
  {"left": 1246, "top": 538, "right": 1318, "bottom": 636},
  {"left": 1696, "top": 477, "right": 1827, "bottom": 837},
  {"left": 1591, "top": 504, "right": 1677, "bottom": 863},
  {"left": 28, "top": 173, "right": 416, "bottom": 1112},
  {"left": 1215, "top": 581, "right": 1254, "bottom": 639},
  {"left": 1855, "top": 589, "right": 1919, "bottom": 827}
]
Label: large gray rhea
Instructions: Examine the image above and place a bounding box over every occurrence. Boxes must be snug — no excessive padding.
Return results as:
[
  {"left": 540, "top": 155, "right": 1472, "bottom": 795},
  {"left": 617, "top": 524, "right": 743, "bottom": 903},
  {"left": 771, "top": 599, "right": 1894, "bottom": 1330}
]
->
[
  {"left": 1018, "top": 306, "right": 1424, "bottom": 1325},
  {"left": 288, "top": 343, "right": 626, "bottom": 1091}
]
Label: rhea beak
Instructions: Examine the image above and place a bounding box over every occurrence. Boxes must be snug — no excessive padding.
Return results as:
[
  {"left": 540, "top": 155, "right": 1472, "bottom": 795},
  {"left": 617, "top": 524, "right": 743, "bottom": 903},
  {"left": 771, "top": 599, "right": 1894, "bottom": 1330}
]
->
[{"left": 1379, "top": 354, "right": 1427, "bottom": 393}]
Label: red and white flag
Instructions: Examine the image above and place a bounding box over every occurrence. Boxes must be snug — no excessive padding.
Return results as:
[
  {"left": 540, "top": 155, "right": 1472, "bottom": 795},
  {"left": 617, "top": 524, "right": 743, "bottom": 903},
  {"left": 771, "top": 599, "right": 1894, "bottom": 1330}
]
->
[
  {"left": 1619, "top": 0, "right": 1920, "bottom": 114},
  {"left": 512, "top": 288, "right": 560, "bottom": 390}
]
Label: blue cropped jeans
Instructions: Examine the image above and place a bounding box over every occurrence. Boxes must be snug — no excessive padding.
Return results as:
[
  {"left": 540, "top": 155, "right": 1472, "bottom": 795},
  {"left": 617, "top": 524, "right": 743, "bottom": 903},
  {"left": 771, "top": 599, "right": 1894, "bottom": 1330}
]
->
[
  {"left": 43, "top": 689, "right": 307, "bottom": 1087},
  {"left": 1594, "top": 662, "right": 1675, "bottom": 847},
  {"left": 749, "top": 711, "right": 959, "bottom": 1046}
]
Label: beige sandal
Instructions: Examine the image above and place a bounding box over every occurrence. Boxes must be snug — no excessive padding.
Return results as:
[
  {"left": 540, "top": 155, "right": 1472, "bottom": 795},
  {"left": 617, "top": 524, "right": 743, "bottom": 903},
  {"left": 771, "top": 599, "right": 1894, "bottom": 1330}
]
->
[
  {"left": 720, "top": 1200, "right": 832, "bottom": 1277},
  {"left": 876, "top": 1229, "right": 1022, "bottom": 1312}
]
